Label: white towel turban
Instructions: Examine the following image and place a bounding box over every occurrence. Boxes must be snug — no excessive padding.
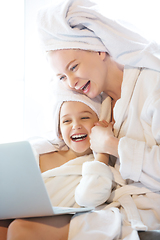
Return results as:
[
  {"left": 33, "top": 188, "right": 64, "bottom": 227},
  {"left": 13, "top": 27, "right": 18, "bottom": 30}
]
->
[
  {"left": 37, "top": 0, "right": 160, "bottom": 71},
  {"left": 50, "top": 80, "right": 102, "bottom": 142}
]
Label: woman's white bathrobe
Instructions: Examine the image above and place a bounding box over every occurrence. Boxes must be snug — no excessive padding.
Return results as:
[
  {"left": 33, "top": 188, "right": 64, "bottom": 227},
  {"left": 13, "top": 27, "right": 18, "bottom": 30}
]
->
[
  {"left": 31, "top": 66, "right": 160, "bottom": 240},
  {"left": 115, "top": 66, "right": 160, "bottom": 190},
  {"left": 68, "top": 66, "right": 160, "bottom": 240}
]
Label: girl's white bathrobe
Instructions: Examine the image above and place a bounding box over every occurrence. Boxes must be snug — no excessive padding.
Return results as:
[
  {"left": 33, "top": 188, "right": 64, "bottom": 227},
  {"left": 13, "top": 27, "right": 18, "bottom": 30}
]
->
[
  {"left": 42, "top": 153, "right": 113, "bottom": 208},
  {"left": 31, "top": 66, "right": 160, "bottom": 240},
  {"left": 32, "top": 139, "right": 113, "bottom": 208}
]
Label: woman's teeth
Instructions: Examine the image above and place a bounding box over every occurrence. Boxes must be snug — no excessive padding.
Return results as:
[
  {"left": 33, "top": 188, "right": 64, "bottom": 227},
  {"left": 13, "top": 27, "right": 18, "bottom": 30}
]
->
[
  {"left": 71, "top": 134, "right": 87, "bottom": 141},
  {"left": 81, "top": 81, "right": 90, "bottom": 91}
]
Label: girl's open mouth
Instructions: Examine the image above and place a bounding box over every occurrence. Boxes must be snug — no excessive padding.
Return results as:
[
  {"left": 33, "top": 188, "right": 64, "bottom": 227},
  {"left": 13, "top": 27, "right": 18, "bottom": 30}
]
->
[
  {"left": 80, "top": 81, "right": 90, "bottom": 93},
  {"left": 71, "top": 134, "right": 87, "bottom": 142}
]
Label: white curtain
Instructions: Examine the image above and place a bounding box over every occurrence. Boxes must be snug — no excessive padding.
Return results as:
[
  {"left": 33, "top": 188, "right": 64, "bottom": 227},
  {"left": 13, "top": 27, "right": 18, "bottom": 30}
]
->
[{"left": 0, "top": 0, "right": 159, "bottom": 144}]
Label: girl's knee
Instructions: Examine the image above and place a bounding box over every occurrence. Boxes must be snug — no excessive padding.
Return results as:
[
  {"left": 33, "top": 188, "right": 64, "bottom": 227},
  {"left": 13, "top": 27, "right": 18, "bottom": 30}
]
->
[
  {"left": 7, "top": 215, "right": 72, "bottom": 240},
  {"left": 7, "top": 219, "right": 28, "bottom": 240}
]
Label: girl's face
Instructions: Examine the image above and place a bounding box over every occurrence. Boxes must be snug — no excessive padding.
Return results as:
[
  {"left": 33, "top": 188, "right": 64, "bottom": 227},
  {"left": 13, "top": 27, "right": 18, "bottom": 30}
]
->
[
  {"left": 48, "top": 49, "right": 107, "bottom": 99},
  {"left": 59, "top": 101, "right": 99, "bottom": 155}
]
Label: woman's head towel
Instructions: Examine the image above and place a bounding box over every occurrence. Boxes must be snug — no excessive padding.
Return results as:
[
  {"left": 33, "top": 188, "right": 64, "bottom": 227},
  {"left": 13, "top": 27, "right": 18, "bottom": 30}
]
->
[{"left": 37, "top": 0, "right": 160, "bottom": 71}]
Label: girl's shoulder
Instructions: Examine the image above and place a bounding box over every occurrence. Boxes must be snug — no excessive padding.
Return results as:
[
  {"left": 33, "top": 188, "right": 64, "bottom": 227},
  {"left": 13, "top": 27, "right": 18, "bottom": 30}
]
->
[{"left": 40, "top": 150, "right": 71, "bottom": 173}]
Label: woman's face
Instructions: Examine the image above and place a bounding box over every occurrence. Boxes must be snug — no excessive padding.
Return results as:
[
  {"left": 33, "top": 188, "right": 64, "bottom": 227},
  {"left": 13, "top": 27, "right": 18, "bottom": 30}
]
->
[
  {"left": 59, "top": 101, "right": 99, "bottom": 155},
  {"left": 48, "top": 49, "right": 107, "bottom": 99}
]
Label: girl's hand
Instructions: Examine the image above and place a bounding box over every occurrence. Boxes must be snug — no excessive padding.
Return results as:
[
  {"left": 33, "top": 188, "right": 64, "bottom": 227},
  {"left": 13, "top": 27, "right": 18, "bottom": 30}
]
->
[{"left": 90, "top": 122, "right": 119, "bottom": 158}]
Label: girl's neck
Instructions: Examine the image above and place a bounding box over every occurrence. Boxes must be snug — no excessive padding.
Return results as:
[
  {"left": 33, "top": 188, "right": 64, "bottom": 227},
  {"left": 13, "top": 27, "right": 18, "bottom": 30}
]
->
[{"left": 67, "top": 148, "right": 92, "bottom": 159}]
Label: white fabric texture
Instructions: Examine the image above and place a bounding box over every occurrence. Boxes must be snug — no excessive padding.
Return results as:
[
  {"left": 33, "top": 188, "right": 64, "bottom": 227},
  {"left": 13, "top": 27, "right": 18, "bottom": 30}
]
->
[
  {"left": 37, "top": 0, "right": 160, "bottom": 71},
  {"left": 75, "top": 160, "right": 113, "bottom": 207},
  {"left": 114, "top": 66, "right": 160, "bottom": 190},
  {"left": 68, "top": 207, "right": 122, "bottom": 240},
  {"left": 42, "top": 154, "right": 113, "bottom": 208},
  {"left": 31, "top": 137, "right": 160, "bottom": 240},
  {"left": 67, "top": 66, "right": 160, "bottom": 240}
]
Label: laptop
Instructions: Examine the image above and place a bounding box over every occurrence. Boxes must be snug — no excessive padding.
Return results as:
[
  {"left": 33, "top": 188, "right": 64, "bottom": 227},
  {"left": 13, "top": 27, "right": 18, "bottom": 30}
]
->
[{"left": 0, "top": 141, "right": 93, "bottom": 219}]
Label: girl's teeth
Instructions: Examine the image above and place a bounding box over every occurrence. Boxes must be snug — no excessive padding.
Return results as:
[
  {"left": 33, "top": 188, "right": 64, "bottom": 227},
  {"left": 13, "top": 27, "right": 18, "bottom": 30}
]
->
[{"left": 71, "top": 134, "right": 87, "bottom": 141}]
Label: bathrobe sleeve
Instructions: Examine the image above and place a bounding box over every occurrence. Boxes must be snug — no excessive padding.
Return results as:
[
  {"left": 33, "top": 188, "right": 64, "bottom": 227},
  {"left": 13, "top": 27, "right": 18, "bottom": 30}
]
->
[
  {"left": 75, "top": 161, "right": 113, "bottom": 207},
  {"left": 117, "top": 68, "right": 160, "bottom": 190}
]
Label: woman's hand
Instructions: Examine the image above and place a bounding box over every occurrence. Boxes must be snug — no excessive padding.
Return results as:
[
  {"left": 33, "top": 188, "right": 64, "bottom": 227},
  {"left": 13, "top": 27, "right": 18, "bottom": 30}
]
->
[{"left": 90, "top": 121, "right": 119, "bottom": 158}]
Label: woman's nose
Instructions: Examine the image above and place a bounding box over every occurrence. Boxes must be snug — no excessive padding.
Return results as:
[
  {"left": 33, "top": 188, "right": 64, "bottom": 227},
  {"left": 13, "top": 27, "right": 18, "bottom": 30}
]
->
[{"left": 67, "top": 75, "right": 78, "bottom": 89}]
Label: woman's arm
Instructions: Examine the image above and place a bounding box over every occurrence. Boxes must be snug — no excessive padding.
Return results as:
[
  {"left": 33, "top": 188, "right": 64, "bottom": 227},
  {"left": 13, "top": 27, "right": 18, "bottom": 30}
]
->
[{"left": 90, "top": 122, "right": 119, "bottom": 158}]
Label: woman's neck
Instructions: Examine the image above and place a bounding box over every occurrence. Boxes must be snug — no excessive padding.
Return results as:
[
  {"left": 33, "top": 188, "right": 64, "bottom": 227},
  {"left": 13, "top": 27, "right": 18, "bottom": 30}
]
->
[{"left": 104, "top": 57, "right": 124, "bottom": 102}]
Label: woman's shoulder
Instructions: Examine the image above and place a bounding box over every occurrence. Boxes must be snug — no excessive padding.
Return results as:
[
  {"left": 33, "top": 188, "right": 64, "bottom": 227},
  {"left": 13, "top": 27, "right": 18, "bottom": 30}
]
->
[{"left": 124, "top": 65, "right": 160, "bottom": 75}]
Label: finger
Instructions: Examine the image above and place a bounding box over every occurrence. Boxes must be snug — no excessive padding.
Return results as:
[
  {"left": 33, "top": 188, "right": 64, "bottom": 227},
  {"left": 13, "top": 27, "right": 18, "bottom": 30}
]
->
[
  {"left": 94, "top": 120, "right": 109, "bottom": 127},
  {"left": 102, "top": 120, "right": 109, "bottom": 127},
  {"left": 108, "top": 122, "right": 114, "bottom": 131},
  {"left": 94, "top": 122, "right": 102, "bottom": 126}
]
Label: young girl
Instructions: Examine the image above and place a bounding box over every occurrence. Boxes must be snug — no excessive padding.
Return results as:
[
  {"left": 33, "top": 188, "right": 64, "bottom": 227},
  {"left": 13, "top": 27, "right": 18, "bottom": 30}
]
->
[
  {"left": 1, "top": 81, "right": 115, "bottom": 240},
  {"left": 38, "top": 80, "right": 113, "bottom": 209}
]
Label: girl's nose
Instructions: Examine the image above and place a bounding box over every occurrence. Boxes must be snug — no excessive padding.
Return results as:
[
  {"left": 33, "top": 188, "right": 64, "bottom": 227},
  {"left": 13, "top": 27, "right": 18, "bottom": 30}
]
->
[{"left": 72, "top": 121, "right": 82, "bottom": 130}]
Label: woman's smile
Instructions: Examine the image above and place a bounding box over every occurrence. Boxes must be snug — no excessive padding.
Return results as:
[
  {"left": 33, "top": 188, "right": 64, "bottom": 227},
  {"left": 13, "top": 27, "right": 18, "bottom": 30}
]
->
[{"left": 79, "top": 81, "right": 91, "bottom": 94}]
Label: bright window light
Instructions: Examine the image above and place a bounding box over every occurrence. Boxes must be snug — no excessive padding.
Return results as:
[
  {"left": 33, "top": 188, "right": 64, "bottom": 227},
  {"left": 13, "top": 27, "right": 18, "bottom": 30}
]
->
[
  {"left": 0, "top": 0, "right": 24, "bottom": 144},
  {"left": 0, "top": 0, "right": 159, "bottom": 144}
]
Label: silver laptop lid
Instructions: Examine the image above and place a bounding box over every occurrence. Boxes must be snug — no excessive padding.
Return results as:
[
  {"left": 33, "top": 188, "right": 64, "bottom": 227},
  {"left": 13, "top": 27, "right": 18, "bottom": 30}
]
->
[{"left": 0, "top": 141, "right": 53, "bottom": 219}]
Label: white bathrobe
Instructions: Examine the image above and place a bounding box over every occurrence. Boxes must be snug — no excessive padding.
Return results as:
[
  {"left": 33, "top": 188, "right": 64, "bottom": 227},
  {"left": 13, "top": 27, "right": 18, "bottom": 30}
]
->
[
  {"left": 114, "top": 66, "right": 160, "bottom": 190},
  {"left": 68, "top": 66, "right": 160, "bottom": 240},
  {"left": 31, "top": 66, "right": 160, "bottom": 239},
  {"left": 31, "top": 139, "right": 113, "bottom": 208},
  {"left": 42, "top": 154, "right": 113, "bottom": 208}
]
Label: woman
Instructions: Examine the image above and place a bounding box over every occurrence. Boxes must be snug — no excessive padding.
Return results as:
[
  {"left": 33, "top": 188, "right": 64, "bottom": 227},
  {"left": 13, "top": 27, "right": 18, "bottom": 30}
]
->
[
  {"left": 2, "top": 0, "right": 160, "bottom": 239},
  {"left": 36, "top": 0, "right": 160, "bottom": 237},
  {"left": 36, "top": 0, "right": 160, "bottom": 188}
]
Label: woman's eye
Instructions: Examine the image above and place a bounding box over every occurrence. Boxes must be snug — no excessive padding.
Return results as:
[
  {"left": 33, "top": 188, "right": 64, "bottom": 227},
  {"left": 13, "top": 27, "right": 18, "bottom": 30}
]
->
[
  {"left": 70, "top": 64, "right": 78, "bottom": 71},
  {"left": 59, "top": 75, "right": 66, "bottom": 81}
]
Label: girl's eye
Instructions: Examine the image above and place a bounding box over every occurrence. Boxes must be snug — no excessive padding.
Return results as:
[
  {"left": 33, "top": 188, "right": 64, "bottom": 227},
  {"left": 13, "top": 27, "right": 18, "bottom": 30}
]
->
[
  {"left": 81, "top": 117, "right": 90, "bottom": 120},
  {"left": 70, "top": 64, "right": 78, "bottom": 71},
  {"left": 63, "top": 119, "right": 71, "bottom": 124}
]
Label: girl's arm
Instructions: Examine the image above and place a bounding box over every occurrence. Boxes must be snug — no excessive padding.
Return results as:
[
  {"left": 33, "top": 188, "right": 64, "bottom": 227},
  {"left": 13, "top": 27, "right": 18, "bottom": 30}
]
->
[{"left": 75, "top": 156, "right": 113, "bottom": 208}]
